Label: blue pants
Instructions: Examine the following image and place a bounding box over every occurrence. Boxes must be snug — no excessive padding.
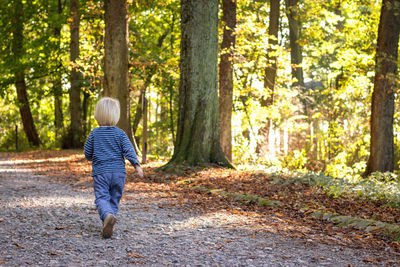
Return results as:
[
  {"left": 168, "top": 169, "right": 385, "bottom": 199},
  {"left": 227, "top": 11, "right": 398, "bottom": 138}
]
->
[{"left": 93, "top": 172, "right": 126, "bottom": 221}]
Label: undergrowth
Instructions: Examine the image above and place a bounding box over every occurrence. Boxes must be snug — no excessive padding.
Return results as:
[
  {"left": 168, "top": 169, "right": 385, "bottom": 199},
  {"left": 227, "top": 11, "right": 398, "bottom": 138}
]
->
[{"left": 272, "top": 171, "right": 400, "bottom": 208}]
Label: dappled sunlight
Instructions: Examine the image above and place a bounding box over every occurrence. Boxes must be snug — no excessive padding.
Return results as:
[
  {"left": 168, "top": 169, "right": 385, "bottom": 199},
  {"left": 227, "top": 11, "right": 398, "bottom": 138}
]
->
[
  {"left": 171, "top": 210, "right": 256, "bottom": 230},
  {"left": 0, "top": 154, "right": 85, "bottom": 165},
  {"left": 169, "top": 209, "right": 315, "bottom": 240},
  {"left": 0, "top": 167, "right": 31, "bottom": 173},
  {"left": 5, "top": 195, "right": 93, "bottom": 209}
]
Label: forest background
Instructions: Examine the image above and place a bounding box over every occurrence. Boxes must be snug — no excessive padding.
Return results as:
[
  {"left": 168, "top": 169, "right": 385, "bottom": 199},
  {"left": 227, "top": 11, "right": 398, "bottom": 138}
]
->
[{"left": 0, "top": 0, "right": 399, "bottom": 182}]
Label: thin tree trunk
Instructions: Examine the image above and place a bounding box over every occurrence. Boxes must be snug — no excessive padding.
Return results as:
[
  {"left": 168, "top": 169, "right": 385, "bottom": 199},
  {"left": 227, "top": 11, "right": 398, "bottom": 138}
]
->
[
  {"left": 264, "top": 0, "right": 280, "bottom": 103},
  {"left": 104, "top": 0, "right": 133, "bottom": 142},
  {"left": 142, "top": 93, "right": 148, "bottom": 164},
  {"left": 156, "top": 94, "right": 160, "bottom": 151},
  {"left": 257, "top": 0, "right": 280, "bottom": 155},
  {"left": 67, "top": 0, "right": 82, "bottom": 148},
  {"left": 285, "top": 0, "right": 304, "bottom": 88},
  {"left": 53, "top": 0, "right": 64, "bottom": 138},
  {"left": 169, "top": 15, "right": 176, "bottom": 144},
  {"left": 364, "top": 0, "right": 400, "bottom": 176},
  {"left": 169, "top": 79, "right": 175, "bottom": 143},
  {"left": 162, "top": 0, "right": 232, "bottom": 171},
  {"left": 219, "top": 0, "right": 236, "bottom": 162},
  {"left": 82, "top": 90, "right": 90, "bottom": 136},
  {"left": 132, "top": 88, "right": 145, "bottom": 136},
  {"left": 12, "top": 0, "right": 40, "bottom": 146}
]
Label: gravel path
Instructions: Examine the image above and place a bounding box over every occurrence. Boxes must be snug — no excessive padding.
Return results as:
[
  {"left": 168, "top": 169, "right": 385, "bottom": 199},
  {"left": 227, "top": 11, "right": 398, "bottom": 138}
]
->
[{"left": 0, "top": 158, "right": 396, "bottom": 266}]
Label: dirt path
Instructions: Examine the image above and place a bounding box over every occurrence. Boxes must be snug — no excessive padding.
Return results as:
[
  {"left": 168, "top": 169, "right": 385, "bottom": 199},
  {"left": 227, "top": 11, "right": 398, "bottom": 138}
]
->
[{"left": 0, "top": 158, "right": 396, "bottom": 266}]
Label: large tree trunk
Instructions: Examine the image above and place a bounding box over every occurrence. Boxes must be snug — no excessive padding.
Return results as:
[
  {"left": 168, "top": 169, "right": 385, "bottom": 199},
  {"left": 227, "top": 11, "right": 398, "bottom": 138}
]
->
[
  {"left": 53, "top": 0, "right": 64, "bottom": 138},
  {"left": 219, "top": 0, "right": 236, "bottom": 162},
  {"left": 364, "top": 0, "right": 400, "bottom": 176},
  {"left": 257, "top": 0, "right": 280, "bottom": 155},
  {"left": 12, "top": 0, "right": 40, "bottom": 146},
  {"left": 104, "top": 0, "right": 133, "bottom": 141},
  {"left": 285, "top": 0, "right": 304, "bottom": 88},
  {"left": 162, "top": 0, "right": 232, "bottom": 171},
  {"left": 65, "top": 0, "right": 83, "bottom": 148}
]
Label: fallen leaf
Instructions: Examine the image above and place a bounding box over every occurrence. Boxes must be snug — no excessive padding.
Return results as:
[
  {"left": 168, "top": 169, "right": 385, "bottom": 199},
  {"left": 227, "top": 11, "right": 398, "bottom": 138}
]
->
[
  {"left": 128, "top": 252, "right": 143, "bottom": 258},
  {"left": 275, "top": 212, "right": 284, "bottom": 217},
  {"left": 48, "top": 251, "right": 64, "bottom": 256},
  {"left": 390, "top": 241, "right": 400, "bottom": 248},
  {"left": 55, "top": 226, "right": 65, "bottom": 230},
  {"left": 363, "top": 258, "right": 380, "bottom": 263},
  {"left": 12, "top": 242, "right": 24, "bottom": 249}
]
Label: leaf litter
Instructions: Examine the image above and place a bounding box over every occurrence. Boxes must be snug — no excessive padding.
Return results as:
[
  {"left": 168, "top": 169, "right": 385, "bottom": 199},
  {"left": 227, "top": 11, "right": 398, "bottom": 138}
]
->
[{"left": 1, "top": 150, "right": 400, "bottom": 266}]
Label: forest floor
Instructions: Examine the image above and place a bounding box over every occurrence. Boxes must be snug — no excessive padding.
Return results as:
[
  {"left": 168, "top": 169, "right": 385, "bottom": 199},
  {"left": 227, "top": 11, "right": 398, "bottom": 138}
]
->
[{"left": 1, "top": 150, "right": 400, "bottom": 266}]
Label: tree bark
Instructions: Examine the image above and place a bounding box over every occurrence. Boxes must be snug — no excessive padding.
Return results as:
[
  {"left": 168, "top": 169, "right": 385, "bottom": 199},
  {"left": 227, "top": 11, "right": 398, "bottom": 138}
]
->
[
  {"left": 364, "top": 0, "right": 400, "bottom": 176},
  {"left": 162, "top": 0, "right": 233, "bottom": 171},
  {"left": 66, "top": 0, "right": 83, "bottom": 148},
  {"left": 285, "top": 0, "right": 304, "bottom": 88},
  {"left": 219, "top": 0, "right": 236, "bottom": 162},
  {"left": 104, "top": 0, "right": 133, "bottom": 142},
  {"left": 12, "top": 0, "right": 41, "bottom": 146}
]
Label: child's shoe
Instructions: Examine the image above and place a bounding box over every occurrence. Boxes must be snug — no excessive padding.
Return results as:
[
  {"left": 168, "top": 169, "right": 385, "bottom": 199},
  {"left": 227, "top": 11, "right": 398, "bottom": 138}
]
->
[{"left": 102, "top": 213, "right": 116, "bottom": 238}]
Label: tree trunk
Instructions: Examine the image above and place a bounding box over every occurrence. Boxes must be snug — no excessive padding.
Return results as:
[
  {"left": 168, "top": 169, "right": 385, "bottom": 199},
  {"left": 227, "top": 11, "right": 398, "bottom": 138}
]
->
[
  {"left": 264, "top": 0, "right": 280, "bottom": 102},
  {"left": 82, "top": 90, "right": 90, "bottom": 136},
  {"left": 219, "top": 0, "right": 236, "bottom": 162},
  {"left": 12, "top": 0, "right": 40, "bottom": 146},
  {"left": 257, "top": 0, "right": 280, "bottom": 155},
  {"left": 169, "top": 79, "right": 175, "bottom": 143},
  {"left": 364, "top": 0, "right": 400, "bottom": 176},
  {"left": 53, "top": 0, "right": 64, "bottom": 138},
  {"left": 66, "top": 0, "right": 83, "bottom": 148},
  {"left": 104, "top": 0, "right": 133, "bottom": 142},
  {"left": 162, "top": 0, "right": 233, "bottom": 171},
  {"left": 132, "top": 88, "right": 145, "bottom": 136},
  {"left": 142, "top": 94, "right": 148, "bottom": 164},
  {"left": 285, "top": 0, "right": 304, "bottom": 88}
]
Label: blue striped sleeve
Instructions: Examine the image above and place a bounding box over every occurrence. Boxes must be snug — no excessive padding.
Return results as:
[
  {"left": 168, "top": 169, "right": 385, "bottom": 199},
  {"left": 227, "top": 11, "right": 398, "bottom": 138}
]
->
[
  {"left": 84, "top": 131, "right": 94, "bottom": 161},
  {"left": 120, "top": 130, "right": 140, "bottom": 167}
]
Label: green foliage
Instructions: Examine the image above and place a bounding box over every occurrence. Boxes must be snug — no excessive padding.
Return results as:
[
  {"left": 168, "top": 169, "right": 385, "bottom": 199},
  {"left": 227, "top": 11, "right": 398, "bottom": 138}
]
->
[
  {"left": 275, "top": 172, "right": 400, "bottom": 208},
  {"left": 281, "top": 149, "right": 308, "bottom": 170}
]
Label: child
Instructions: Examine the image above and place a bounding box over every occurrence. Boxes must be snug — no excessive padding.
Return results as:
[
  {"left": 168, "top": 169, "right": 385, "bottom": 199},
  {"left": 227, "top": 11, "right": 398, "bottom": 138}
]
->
[{"left": 84, "top": 97, "right": 143, "bottom": 238}]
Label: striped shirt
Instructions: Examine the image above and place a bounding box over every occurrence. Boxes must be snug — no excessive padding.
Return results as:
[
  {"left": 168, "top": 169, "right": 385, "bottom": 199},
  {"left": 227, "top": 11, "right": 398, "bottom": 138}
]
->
[{"left": 84, "top": 126, "right": 140, "bottom": 176}]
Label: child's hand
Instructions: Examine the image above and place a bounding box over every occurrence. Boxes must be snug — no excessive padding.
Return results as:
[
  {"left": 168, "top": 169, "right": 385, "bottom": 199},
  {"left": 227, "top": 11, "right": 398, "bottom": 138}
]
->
[{"left": 135, "top": 165, "right": 144, "bottom": 178}]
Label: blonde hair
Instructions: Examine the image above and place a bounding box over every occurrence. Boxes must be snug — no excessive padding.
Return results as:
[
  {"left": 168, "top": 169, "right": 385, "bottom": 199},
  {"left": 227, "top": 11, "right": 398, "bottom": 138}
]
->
[{"left": 94, "top": 97, "right": 120, "bottom": 126}]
